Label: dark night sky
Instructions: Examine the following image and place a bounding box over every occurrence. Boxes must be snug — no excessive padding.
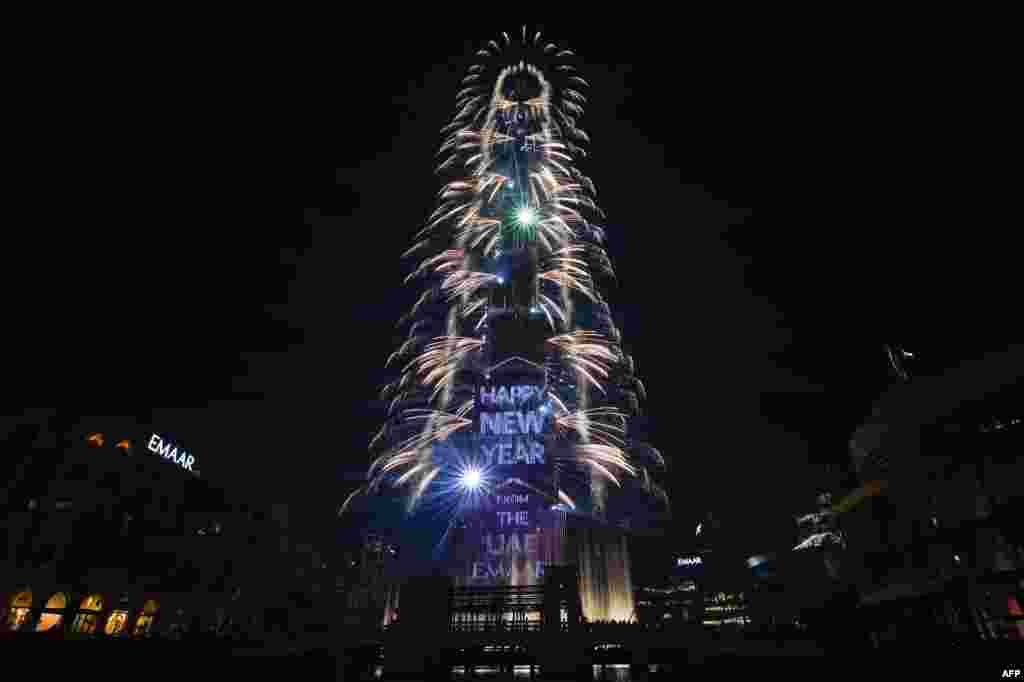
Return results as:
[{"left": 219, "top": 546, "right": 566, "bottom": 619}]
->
[{"left": 38, "top": 22, "right": 1012, "bottom": 559}]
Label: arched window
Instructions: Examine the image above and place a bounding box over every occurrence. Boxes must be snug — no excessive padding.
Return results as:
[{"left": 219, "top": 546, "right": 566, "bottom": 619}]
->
[
  {"left": 4, "top": 589, "right": 32, "bottom": 631},
  {"left": 104, "top": 595, "right": 130, "bottom": 636},
  {"left": 36, "top": 592, "right": 67, "bottom": 632},
  {"left": 104, "top": 610, "right": 128, "bottom": 636},
  {"left": 72, "top": 594, "right": 104, "bottom": 634},
  {"left": 132, "top": 599, "right": 159, "bottom": 637}
]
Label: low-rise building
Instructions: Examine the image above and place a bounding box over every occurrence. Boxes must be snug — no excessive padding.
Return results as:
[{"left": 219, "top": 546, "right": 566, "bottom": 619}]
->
[{"left": 0, "top": 415, "right": 331, "bottom": 648}]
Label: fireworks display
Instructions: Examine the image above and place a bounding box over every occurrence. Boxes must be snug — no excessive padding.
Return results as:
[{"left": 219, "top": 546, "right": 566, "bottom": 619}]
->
[{"left": 343, "top": 27, "right": 668, "bottom": 527}]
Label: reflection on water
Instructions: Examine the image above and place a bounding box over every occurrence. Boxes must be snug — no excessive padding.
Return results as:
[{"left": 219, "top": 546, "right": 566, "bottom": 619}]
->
[{"left": 578, "top": 527, "right": 635, "bottom": 622}]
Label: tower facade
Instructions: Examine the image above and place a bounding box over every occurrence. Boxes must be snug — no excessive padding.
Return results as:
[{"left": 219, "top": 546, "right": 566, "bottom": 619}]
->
[{"left": 347, "top": 28, "right": 669, "bottom": 624}]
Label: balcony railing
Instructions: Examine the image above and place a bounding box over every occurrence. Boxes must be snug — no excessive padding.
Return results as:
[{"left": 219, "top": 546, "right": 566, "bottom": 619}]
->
[{"left": 450, "top": 621, "right": 543, "bottom": 633}]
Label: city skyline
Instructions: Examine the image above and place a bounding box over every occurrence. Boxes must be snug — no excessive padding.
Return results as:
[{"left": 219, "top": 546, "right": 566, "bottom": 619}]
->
[
  {"left": 4, "top": 20, "right": 1022, "bottom": 674},
  {"left": 18, "top": 22, "right": 1017, "bottom": 558}
]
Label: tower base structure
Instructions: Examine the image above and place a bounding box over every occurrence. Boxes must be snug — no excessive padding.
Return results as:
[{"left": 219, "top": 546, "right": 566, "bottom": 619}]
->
[{"left": 446, "top": 509, "right": 634, "bottom": 626}]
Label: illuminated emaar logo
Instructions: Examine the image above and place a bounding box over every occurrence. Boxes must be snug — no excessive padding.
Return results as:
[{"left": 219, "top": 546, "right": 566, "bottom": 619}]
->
[
  {"left": 677, "top": 556, "right": 703, "bottom": 567},
  {"left": 147, "top": 434, "right": 195, "bottom": 472}
]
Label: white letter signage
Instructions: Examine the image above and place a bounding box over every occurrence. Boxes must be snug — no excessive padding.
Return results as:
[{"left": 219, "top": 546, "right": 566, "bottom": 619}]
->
[{"left": 147, "top": 434, "right": 196, "bottom": 473}]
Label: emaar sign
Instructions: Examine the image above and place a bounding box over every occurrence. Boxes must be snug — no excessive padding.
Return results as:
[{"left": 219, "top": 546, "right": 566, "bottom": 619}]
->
[{"left": 147, "top": 434, "right": 195, "bottom": 472}]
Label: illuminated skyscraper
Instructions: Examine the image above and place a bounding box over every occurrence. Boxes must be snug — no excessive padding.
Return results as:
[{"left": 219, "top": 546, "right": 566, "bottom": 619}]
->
[{"left": 344, "top": 29, "right": 669, "bottom": 624}]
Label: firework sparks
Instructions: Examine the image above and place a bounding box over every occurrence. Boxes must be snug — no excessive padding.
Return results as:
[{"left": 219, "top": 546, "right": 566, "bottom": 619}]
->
[
  {"left": 342, "top": 28, "right": 666, "bottom": 527},
  {"left": 547, "top": 331, "right": 617, "bottom": 393},
  {"left": 554, "top": 407, "right": 628, "bottom": 447}
]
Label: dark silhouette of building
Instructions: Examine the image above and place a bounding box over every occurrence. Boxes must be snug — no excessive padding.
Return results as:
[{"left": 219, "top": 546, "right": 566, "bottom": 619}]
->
[
  {"left": 0, "top": 414, "right": 332, "bottom": 649},
  {"left": 337, "top": 531, "right": 401, "bottom": 629},
  {"left": 841, "top": 345, "right": 1024, "bottom": 645}
]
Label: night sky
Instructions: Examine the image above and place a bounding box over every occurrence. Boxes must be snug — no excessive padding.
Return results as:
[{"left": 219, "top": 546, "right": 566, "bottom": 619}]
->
[{"left": 42, "top": 23, "right": 1013, "bottom": 562}]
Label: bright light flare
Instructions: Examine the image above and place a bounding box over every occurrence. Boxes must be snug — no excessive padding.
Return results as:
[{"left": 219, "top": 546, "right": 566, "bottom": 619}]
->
[
  {"left": 516, "top": 206, "right": 538, "bottom": 227},
  {"left": 460, "top": 467, "right": 483, "bottom": 490}
]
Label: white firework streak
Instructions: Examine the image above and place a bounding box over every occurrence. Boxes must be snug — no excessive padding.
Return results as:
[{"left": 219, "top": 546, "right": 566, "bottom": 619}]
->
[
  {"left": 547, "top": 245, "right": 590, "bottom": 274},
  {"left": 407, "top": 248, "right": 465, "bottom": 283},
  {"left": 547, "top": 331, "right": 617, "bottom": 393},
  {"left": 453, "top": 398, "right": 475, "bottom": 419},
  {"left": 588, "top": 460, "right": 621, "bottom": 487},
  {"left": 537, "top": 293, "right": 568, "bottom": 330},
  {"left": 577, "top": 444, "right": 636, "bottom": 486},
  {"left": 338, "top": 485, "right": 365, "bottom": 517},
  {"left": 539, "top": 245, "right": 596, "bottom": 301},
  {"left": 546, "top": 391, "right": 570, "bottom": 415},
  {"left": 372, "top": 450, "right": 420, "bottom": 480},
  {"left": 538, "top": 213, "right": 577, "bottom": 248},
  {"left": 555, "top": 407, "right": 627, "bottom": 447},
  {"left": 402, "top": 407, "right": 474, "bottom": 433},
  {"left": 408, "top": 465, "right": 442, "bottom": 511},
  {"left": 478, "top": 172, "right": 510, "bottom": 203},
  {"left": 424, "top": 200, "right": 475, "bottom": 233},
  {"left": 538, "top": 269, "right": 595, "bottom": 302},
  {"left": 441, "top": 269, "right": 499, "bottom": 301},
  {"left": 394, "top": 461, "right": 430, "bottom": 486},
  {"left": 576, "top": 444, "right": 635, "bottom": 473},
  {"left": 535, "top": 296, "right": 558, "bottom": 332},
  {"left": 386, "top": 336, "right": 422, "bottom": 368},
  {"left": 461, "top": 296, "right": 488, "bottom": 320},
  {"left": 439, "top": 180, "right": 474, "bottom": 200},
  {"left": 462, "top": 217, "right": 503, "bottom": 254},
  {"left": 368, "top": 425, "right": 388, "bottom": 451},
  {"left": 366, "top": 408, "right": 473, "bottom": 494},
  {"left": 401, "top": 335, "right": 483, "bottom": 405}
]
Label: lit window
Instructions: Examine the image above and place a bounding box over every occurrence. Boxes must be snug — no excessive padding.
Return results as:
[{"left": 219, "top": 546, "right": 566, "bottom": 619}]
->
[
  {"left": 4, "top": 590, "right": 33, "bottom": 631},
  {"left": 132, "top": 613, "right": 156, "bottom": 637},
  {"left": 72, "top": 594, "right": 104, "bottom": 634},
  {"left": 36, "top": 592, "right": 67, "bottom": 632},
  {"left": 104, "top": 610, "right": 128, "bottom": 636}
]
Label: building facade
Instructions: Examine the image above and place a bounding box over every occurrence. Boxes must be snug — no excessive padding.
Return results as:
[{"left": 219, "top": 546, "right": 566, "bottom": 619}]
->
[
  {"left": 843, "top": 346, "right": 1024, "bottom": 644},
  {"left": 338, "top": 531, "right": 402, "bottom": 629},
  {"left": 632, "top": 521, "right": 752, "bottom": 630},
  {"left": 0, "top": 415, "right": 332, "bottom": 647}
]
